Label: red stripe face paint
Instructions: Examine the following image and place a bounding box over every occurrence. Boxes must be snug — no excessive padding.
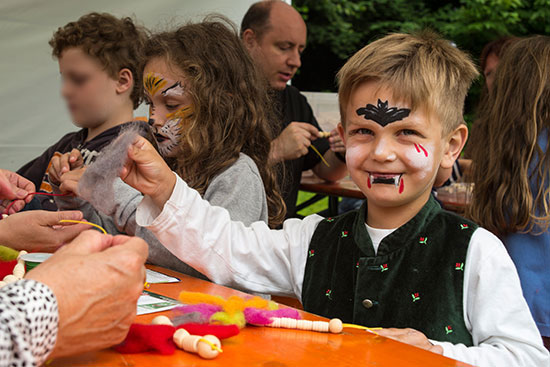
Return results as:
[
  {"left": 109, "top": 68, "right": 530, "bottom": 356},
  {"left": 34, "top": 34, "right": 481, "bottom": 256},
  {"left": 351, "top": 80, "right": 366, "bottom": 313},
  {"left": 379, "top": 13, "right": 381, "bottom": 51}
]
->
[
  {"left": 399, "top": 177, "right": 404, "bottom": 194},
  {"left": 367, "top": 175, "right": 372, "bottom": 188},
  {"left": 414, "top": 143, "right": 428, "bottom": 157}
]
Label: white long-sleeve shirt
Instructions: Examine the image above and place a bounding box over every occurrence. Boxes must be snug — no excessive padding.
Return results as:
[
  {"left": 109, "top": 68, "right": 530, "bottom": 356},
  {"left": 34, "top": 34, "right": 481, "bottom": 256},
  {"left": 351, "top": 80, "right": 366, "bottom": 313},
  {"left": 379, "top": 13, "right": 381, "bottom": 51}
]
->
[{"left": 136, "top": 174, "right": 550, "bottom": 367}]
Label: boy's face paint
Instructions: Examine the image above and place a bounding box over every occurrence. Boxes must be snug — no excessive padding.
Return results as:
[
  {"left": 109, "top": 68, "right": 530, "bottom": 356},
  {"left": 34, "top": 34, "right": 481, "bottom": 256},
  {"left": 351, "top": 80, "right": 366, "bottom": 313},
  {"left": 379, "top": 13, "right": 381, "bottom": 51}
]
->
[
  {"left": 356, "top": 99, "right": 410, "bottom": 127},
  {"left": 143, "top": 58, "right": 193, "bottom": 158},
  {"left": 343, "top": 80, "right": 444, "bottom": 214}
]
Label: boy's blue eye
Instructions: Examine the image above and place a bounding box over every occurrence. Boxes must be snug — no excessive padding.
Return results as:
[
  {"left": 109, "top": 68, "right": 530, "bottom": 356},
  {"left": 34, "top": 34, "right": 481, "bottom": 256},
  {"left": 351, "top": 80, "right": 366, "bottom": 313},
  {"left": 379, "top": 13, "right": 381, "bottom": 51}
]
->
[
  {"left": 400, "top": 129, "right": 418, "bottom": 136},
  {"left": 354, "top": 128, "right": 373, "bottom": 136}
]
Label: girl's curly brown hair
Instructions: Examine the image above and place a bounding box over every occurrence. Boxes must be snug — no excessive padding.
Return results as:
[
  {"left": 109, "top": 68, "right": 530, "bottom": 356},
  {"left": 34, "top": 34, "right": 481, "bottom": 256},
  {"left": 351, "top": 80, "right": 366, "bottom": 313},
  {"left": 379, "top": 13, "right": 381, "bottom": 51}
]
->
[
  {"left": 49, "top": 12, "right": 148, "bottom": 109},
  {"left": 145, "top": 16, "right": 286, "bottom": 227}
]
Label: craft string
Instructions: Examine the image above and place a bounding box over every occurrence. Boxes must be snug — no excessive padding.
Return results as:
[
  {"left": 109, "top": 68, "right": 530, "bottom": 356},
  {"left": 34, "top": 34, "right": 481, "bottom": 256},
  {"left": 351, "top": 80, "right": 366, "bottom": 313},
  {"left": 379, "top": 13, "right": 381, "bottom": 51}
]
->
[{"left": 2, "top": 192, "right": 69, "bottom": 216}]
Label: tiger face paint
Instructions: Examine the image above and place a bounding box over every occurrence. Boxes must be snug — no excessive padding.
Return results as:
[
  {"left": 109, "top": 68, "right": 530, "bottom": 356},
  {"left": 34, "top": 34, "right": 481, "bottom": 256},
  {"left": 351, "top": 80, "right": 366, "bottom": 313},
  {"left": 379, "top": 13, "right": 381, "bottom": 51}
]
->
[{"left": 143, "top": 58, "right": 194, "bottom": 158}]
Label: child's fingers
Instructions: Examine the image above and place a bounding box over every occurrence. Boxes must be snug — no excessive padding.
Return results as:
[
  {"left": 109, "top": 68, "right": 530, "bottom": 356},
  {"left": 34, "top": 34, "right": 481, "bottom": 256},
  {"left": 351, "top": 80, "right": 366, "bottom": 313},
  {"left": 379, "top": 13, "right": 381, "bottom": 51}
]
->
[
  {"left": 60, "top": 153, "right": 72, "bottom": 174},
  {"left": 48, "top": 155, "right": 62, "bottom": 184},
  {"left": 69, "top": 149, "right": 84, "bottom": 168},
  {"left": 59, "top": 179, "right": 79, "bottom": 195}
]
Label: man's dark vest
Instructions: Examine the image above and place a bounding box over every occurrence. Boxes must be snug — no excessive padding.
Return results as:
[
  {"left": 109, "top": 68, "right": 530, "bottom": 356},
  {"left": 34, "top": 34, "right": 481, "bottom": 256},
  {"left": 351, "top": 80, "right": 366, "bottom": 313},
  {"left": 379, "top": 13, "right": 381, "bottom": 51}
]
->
[{"left": 302, "top": 196, "right": 476, "bottom": 345}]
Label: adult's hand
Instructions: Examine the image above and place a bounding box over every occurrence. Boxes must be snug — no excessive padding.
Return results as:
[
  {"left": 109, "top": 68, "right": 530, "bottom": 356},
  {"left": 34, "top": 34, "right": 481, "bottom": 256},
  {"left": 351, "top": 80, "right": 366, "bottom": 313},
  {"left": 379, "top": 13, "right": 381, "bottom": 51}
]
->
[
  {"left": 270, "top": 122, "right": 320, "bottom": 162},
  {"left": 25, "top": 230, "right": 148, "bottom": 358},
  {"left": 328, "top": 127, "right": 345, "bottom": 153},
  {"left": 0, "top": 169, "right": 35, "bottom": 214},
  {"left": 0, "top": 210, "right": 89, "bottom": 252}
]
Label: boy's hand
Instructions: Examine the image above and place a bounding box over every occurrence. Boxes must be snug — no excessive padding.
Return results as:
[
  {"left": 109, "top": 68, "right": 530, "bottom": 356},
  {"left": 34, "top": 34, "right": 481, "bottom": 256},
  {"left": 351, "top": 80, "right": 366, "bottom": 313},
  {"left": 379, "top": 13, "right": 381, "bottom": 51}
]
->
[
  {"left": 377, "top": 328, "right": 443, "bottom": 354},
  {"left": 0, "top": 169, "right": 35, "bottom": 213},
  {"left": 49, "top": 149, "right": 84, "bottom": 185},
  {"left": 270, "top": 122, "right": 320, "bottom": 162},
  {"left": 120, "top": 135, "right": 176, "bottom": 210},
  {"left": 58, "top": 167, "right": 87, "bottom": 195}
]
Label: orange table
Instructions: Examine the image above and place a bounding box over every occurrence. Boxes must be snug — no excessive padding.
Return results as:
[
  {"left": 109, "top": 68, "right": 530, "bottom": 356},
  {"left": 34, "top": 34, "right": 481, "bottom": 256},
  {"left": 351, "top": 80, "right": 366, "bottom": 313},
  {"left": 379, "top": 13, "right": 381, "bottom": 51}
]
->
[{"left": 50, "top": 266, "right": 472, "bottom": 367}]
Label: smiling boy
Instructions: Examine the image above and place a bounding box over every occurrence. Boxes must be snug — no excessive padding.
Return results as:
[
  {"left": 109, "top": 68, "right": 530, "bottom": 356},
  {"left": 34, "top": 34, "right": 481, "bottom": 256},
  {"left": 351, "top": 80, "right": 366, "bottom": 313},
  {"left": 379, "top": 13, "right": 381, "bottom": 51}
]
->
[{"left": 119, "top": 31, "right": 549, "bottom": 366}]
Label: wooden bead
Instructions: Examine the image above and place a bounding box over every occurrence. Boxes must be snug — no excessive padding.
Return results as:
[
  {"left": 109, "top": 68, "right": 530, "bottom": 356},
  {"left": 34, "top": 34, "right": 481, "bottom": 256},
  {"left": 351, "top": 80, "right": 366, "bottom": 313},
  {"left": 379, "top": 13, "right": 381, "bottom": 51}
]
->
[
  {"left": 173, "top": 329, "right": 221, "bottom": 359},
  {"left": 329, "top": 318, "right": 343, "bottom": 333},
  {"left": 13, "top": 263, "right": 25, "bottom": 279},
  {"left": 173, "top": 328, "right": 190, "bottom": 349},
  {"left": 151, "top": 315, "right": 173, "bottom": 326},
  {"left": 267, "top": 317, "right": 343, "bottom": 334},
  {"left": 296, "top": 320, "right": 313, "bottom": 330},
  {"left": 181, "top": 335, "right": 202, "bottom": 353},
  {"left": 312, "top": 321, "right": 328, "bottom": 332},
  {"left": 197, "top": 335, "right": 221, "bottom": 359},
  {"left": 3, "top": 275, "right": 17, "bottom": 284},
  {"left": 17, "top": 250, "right": 28, "bottom": 260},
  {"left": 1, "top": 214, "right": 8, "bottom": 220}
]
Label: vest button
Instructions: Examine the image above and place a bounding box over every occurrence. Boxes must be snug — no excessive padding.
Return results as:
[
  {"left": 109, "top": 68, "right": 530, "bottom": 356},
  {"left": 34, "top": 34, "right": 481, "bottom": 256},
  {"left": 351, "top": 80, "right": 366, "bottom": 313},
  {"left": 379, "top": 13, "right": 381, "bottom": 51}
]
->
[{"left": 362, "top": 299, "right": 374, "bottom": 309}]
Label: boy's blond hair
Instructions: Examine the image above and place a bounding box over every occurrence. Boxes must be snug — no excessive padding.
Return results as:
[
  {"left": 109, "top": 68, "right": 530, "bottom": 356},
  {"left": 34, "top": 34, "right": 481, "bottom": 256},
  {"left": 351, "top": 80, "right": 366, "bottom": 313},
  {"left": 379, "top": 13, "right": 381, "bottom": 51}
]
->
[{"left": 337, "top": 31, "right": 478, "bottom": 135}]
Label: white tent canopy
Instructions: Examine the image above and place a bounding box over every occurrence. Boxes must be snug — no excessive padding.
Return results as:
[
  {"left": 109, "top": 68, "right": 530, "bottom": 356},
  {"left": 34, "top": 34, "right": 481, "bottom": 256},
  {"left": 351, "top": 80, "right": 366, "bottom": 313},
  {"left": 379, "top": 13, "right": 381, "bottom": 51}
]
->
[{"left": 0, "top": 0, "right": 256, "bottom": 171}]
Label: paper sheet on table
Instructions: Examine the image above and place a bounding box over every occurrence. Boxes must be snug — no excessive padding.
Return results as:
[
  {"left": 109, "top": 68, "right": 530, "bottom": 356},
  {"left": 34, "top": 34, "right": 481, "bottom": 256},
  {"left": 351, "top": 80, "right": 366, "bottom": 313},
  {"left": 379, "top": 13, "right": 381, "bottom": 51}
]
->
[
  {"left": 146, "top": 269, "right": 180, "bottom": 284},
  {"left": 137, "top": 290, "right": 181, "bottom": 315}
]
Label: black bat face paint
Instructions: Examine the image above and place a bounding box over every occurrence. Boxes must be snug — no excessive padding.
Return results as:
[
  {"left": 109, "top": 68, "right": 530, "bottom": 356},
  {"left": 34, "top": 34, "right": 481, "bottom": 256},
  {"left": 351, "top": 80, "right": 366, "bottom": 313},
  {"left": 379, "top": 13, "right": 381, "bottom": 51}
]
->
[{"left": 356, "top": 99, "right": 411, "bottom": 127}]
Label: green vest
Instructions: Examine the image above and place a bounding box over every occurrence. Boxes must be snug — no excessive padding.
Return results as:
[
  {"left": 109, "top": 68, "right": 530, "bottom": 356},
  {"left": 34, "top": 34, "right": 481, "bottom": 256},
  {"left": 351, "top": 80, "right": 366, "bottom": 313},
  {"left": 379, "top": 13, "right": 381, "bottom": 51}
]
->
[{"left": 302, "top": 196, "right": 476, "bottom": 346}]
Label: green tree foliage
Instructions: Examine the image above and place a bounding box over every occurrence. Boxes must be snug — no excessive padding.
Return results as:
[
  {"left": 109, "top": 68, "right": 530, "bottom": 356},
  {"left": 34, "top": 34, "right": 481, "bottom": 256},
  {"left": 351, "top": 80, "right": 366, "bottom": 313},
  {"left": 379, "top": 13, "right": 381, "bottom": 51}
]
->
[{"left": 293, "top": 0, "right": 550, "bottom": 93}]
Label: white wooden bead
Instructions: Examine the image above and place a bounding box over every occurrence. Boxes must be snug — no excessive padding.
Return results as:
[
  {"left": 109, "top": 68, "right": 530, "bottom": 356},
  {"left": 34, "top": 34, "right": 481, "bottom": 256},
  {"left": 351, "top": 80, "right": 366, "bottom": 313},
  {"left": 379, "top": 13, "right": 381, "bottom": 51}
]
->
[
  {"left": 151, "top": 315, "right": 173, "bottom": 326},
  {"left": 297, "top": 320, "right": 313, "bottom": 330},
  {"left": 181, "top": 335, "right": 202, "bottom": 353},
  {"left": 312, "top": 321, "right": 328, "bottom": 332},
  {"left": 328, "top": 318, "right": 343, "bottom": 333},
  {"left": 3, "top": 275, "right": 17, "bottom": 284},
  {"left": 196, "top": 335, "right": 221, "bottom": 359},
  {"left": 13, "top": 263, "right": 25, "bottom": 279},
  {"left": 1, "top": 214, "right": 8, "bottom": 219},
  {"left": 173, "top": 328, "right": 190, "bottom": 349},
  {"left": 17, "top": 250, "right": 28, "bottom": 260},
  {"left": 266, "top": 317, "right": 343, "bottom": 334}
]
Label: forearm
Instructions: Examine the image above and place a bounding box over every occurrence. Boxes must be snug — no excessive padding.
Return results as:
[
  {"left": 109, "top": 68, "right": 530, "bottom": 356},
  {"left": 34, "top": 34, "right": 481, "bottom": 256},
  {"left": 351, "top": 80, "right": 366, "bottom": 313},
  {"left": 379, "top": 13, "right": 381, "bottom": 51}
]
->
[
  {"left": 312, "top": 150, "right": 348, "bottom": 182},
  {"left": 136, "top": 173, "right": 321, "bottom": 297},
  {"left": 269, "top": 140, "right": 285, "bottom": 164},
  {"left": 0, "top": 280, "right": 58, "bottom": 366}
]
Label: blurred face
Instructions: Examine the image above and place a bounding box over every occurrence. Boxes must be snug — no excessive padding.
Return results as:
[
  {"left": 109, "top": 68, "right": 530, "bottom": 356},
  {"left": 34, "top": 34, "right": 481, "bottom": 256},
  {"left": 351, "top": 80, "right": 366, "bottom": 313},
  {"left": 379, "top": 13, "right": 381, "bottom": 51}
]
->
[
  {"left": 58, "top": 47, "right": 119, "bottom": 127},
  {"left": 483, "top": 52, "right": 499, "bottom": 91},
  {"left": 246, "top": 4, "right": 306, "bottom": 90},
  {"left": 339, "top": 81, "right": 446, "bottom": 215},
  {"left": 143, "top": 58, "right": 193, "bottom": 158}
]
